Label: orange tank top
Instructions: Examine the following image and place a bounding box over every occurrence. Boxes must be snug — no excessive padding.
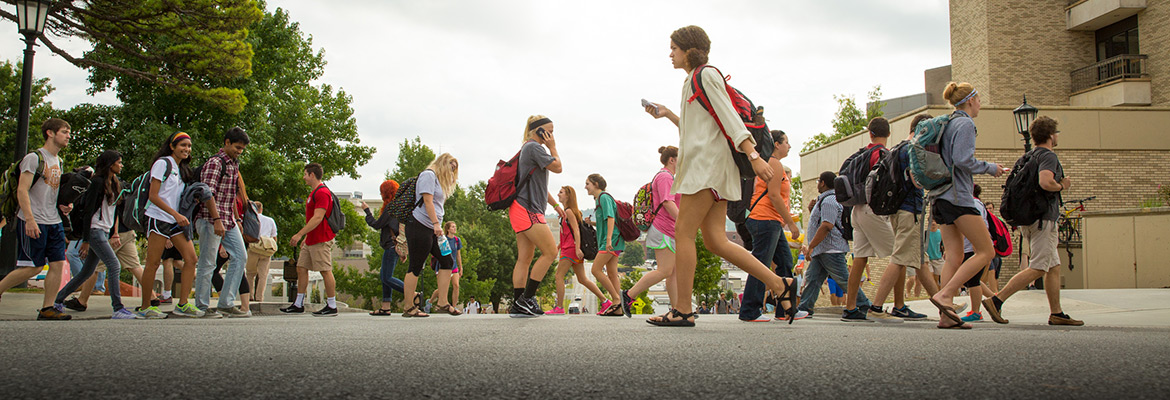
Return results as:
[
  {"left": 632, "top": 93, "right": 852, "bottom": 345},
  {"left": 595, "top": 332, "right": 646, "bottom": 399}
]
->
[{"left": 747, "top": 168, "right": 790, "bottom": 222}]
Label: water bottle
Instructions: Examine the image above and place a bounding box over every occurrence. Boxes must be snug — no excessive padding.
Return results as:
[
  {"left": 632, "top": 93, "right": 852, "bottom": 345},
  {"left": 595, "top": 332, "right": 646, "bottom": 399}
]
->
[{"left": 437, "top": 235, "right": 452, "bottom": 256}]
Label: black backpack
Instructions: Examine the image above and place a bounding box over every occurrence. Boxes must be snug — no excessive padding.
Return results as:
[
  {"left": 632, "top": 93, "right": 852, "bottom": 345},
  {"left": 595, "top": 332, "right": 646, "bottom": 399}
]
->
[
  {"left": 866, "top": 141, "right": 911, "bottom": 216},
  {"left": 579, "top": 221, "right": 599, "bottom": 261},
  {"left": 999, "top": 149, "right": 1053, "bottom": 227},
  {"left": 835, "top": 145, "right": 886, "bottom": 207},
  {"left": 815, "top": 195, "right": 848, "bottom": 240},
  {"left": 122, "top": 158, "right": 174, "bottom": 234},
  {"left": 58, "top": 170, "right": 93, "bottom": 240}
]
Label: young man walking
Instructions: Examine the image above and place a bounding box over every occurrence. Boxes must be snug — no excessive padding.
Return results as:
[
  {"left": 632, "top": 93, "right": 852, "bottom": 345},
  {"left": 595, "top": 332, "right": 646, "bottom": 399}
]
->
[
  {"left": 843, "top": 118, "right": 896, "bottom": 322},
  {"left": 868, "top": 115, "right": 935, "bottom": 321},
  {"left": 0, "top": 118, "right": 73, "bottom": 320},
  {"left": 281, "top": 163, "right": 339, "bottom": 316},
  {"left": 983, "top": 116, "right": 1083, "bottom": 326},
  {"left": 798, "top": 172, "right": 871, "bottom": 316},
  {"left": 194, "top": 127, "right": 251, "bottom": 318}
]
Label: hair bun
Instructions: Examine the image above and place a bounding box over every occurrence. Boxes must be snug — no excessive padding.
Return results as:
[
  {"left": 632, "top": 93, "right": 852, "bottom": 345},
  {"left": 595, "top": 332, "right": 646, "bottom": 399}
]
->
[{"left": 658, "top": 146, "right": 667, "bottom": 154}]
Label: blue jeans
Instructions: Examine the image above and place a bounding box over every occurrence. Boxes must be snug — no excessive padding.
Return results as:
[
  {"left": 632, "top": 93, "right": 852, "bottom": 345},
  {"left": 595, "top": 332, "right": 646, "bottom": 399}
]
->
[
  {"left": 194, "top": 220, "right": 247, "bottom": 310},
  {"left": 799, "top": 252, "right": 870, "bottom": 314},
  {"left": 67, "top": 240, "right": 83, "bottom": 277},
  {"left": 381, "top": 249, "right": 404, "bottom": 302},
  {"left": 56, "top": 229, "right": 124, "bottom": 311},
  {"left": 740, "top": 218, "right": 795, "bottom": 320}
]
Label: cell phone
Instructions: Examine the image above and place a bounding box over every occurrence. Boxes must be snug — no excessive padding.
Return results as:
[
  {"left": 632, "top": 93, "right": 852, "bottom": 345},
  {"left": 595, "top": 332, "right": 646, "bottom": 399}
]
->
[
  {"left": 641, "top": 98, "right": 659, "bottom": 114},
  {"left": 536, "top": 127, "right": 547, "bottom": 140}
]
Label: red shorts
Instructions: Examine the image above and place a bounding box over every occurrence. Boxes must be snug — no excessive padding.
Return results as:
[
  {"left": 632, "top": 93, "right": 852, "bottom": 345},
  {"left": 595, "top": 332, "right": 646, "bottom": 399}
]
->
[{"left": 509, "top": 201, "right": 546, "bottom": 233}]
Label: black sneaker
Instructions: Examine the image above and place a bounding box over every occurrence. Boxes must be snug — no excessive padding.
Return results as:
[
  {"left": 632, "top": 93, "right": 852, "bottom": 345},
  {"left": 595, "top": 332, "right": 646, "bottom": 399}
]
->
[
  {"left": 312, "top": 305, "right": 338, "bottom": 317},
  {"left": 508, "top": 302, "right": 534, "bottom": 318},
  {"left": 840, "top": 307, "right": 872, "bottom": 323},
  {"left": 620, "top": 290, "right": 633, "bottom": 318},
  {"left": 510, "top": 298, "right": 539, "bottom": 318},
  {"left": 63, "top": 297, "right": 87, "bottom": 312},
  {"left": 280, "top": 304, "right": 305, "bottom": 314}
]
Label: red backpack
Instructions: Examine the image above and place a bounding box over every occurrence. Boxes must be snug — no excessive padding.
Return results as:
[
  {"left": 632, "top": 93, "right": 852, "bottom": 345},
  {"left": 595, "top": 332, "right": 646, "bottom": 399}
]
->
[
  {"left": 485, "top": 149, "right": 537, "bottom": 211},
  {"left": 687, "top": 64, "right": 775, "bottom": 179},
  {"left": 986, "top": 209, "right": 1013, "bottom": 257},
  {"left": 602, "top": 192, "right": 641, "bottom": 242}
]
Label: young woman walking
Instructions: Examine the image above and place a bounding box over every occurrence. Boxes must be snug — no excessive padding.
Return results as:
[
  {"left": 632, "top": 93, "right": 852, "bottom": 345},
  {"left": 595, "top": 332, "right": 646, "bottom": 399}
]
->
[
  {"left": 140, "top": 132, "right": 221, "bottom": 318},
  {"left": 583, "top": 173, "right": 625, "bottom": 317},
  {"left": 643, "top": 25, "right": 798, "bottom": 326},
  {"left": 507, "top": 115, "right": 565, "bottom": 317},
  {"left": 362, "top": 179, "right": 405, "bottom": 315},
  {"left": 928, "top": 82, "right": 1005, "bottom": 329},
  {"left": 401, "top": 153, "right": 461, "bottom": 317},
  {"left": 620, "top": 146, "right": 682, "bottom": 317},
  {"left": 429, "top": 222, "right": 464, "bottom": 308},
  {"left": 53, "top": 150, "right": 138, "bottom": 319},
  {"left": 549, "top": 185, "right": 607, "bottom": 315}
]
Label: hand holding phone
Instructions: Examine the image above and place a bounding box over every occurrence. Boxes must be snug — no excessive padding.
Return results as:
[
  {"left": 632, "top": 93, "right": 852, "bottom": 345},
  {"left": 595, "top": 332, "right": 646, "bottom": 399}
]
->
[{"left": 641, "top": 98, "right": 659, "bottom": 115}]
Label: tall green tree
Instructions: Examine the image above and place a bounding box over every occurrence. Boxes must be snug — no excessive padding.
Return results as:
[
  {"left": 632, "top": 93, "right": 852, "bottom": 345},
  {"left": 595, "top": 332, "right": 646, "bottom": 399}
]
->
[
  {"left": 0, "top": 0, "right": 264, "bottom": 113},
  {"left": 388, "top": 137, "right": 436, "bottom": 182},
  {"left": 0, "top": 61, "right": 55, "bottom": 159},
  {"left": 619, "top": 241, "right": 646, "bottom": 267},
  {"left": 801, "top": 85, "right": 884, "bottom": 153}
]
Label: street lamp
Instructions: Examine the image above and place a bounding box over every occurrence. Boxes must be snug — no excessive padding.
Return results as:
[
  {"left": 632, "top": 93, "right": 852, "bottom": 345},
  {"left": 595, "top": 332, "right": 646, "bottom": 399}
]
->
[
  {"left": 2, "top": 0, "right": 52, "bottom": 277},
  {"left": 1013, "top": 94, "right": 1038, "bottom": 152}
]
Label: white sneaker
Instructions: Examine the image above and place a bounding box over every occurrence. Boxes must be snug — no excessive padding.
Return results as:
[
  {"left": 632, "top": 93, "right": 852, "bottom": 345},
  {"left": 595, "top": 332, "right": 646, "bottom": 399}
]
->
[{"left": 867, "top": 307, "right": 904, "bottom": 323}]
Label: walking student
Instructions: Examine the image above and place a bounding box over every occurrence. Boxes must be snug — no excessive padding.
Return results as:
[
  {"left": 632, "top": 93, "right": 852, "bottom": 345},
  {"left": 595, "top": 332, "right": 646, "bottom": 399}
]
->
[
  {"left": 245, "top": 201, "right": 278, "bottom": 302},
  {"left": 928, "top": 82, "right": 1005, "bottom": 329},
  {"left": 840, "top": 117, "right": 897, "bottom": 323},
  {"left": 983, "top": 116, "right": 1083, "bottom": 326},
  {"left": 621, "top": 146, "right": 682, "bottom": 317},
  {"left": 399, "top": 154, "right": 462, "bottom": 317},
  {"left": 193, "top": 127, "right": 251, "bottom": 318},
  {"left": 0, "top": 118, "right": 72, "bottom": 320},
  {"left": 362, "top": 180, "right": 404, "bottom": 316},
  {"left": 139, "top": 132, "right": 219, "bottom": 318},
  {"left": 798, "top": 172, "right": 871, "bottom": 315},
  {"left": 281, "top": 163, "right": 341, "bottom": 316},
  {"left": 428, "top": 222, "right": 463, "bottom": 308},
  {"left": 53, "top": 150, "right": 138, "bottom": 319},
  {"left": 737, "top": 131, "right": 806, "bottom": 322},
  {"left": 550, "top": 185, "right": 606, "bottom": 315},
  {"left": 957, "top": 187, "right": 991, "bottom": 323},
  {"left": 507, "top": 116, "right": 565, "bottom": 317},
  {"left": 868, "top": 114, "right": 935, "bottom": 322},
  {"left": 643, "top": 25, "right": 798, "bottom": 326},
  {"left": 583, "top": 173, "right": 625, "bottom": 317}
]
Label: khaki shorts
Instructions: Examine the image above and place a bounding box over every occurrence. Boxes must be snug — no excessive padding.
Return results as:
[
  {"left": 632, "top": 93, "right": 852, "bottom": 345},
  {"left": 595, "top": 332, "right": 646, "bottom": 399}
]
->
[
  {"left": 246, "top": 249, "right": 272, "bottom": 275},
  {"left": 851, "top": 205, "right": 893, "bottom": 259},
  {"left": 1021, "top": 220, "right": 1059, "bottom": 271},
  {"left": 889, "top": 210, "right": 923, "bottom": 267},
  {"left": 928, "top": 259, "right": 944, "bottom": 275},
  {"left": 96, "top": 230, "right": 140, "bottom": 273},
  {"left": 298, "top": 240, "right": 334, "bottom": 272}
]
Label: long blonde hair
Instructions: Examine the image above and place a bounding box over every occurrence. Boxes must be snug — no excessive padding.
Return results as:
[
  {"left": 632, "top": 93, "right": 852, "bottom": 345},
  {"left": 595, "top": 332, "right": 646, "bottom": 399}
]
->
[
  {"left": 523, "top": 115, "right": 551, "bottom": 143},
  {"left": 426, "top": 153, "right": 459, "bottom": 197},
  {"left": 561, "top": 185, "right": 583, "bottom": 223}
]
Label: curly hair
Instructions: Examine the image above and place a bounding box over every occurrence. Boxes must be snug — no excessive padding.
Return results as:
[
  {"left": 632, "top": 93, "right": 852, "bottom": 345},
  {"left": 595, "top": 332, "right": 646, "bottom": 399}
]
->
[
  {"left": 379, "top": 180, "right": 399, "bottom": 216},
  {"left": 1030, "top": 115, "right": 1058, "bottom": 145},
  {"left": 670, "top": 25, "right": 710, "bottom": 69}
]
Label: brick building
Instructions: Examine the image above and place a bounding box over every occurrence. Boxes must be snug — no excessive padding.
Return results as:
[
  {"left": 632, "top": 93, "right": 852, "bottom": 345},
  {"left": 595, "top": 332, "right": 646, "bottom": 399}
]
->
[{"left": 800, "top": 0, "right": 1170, "bottom": 302}]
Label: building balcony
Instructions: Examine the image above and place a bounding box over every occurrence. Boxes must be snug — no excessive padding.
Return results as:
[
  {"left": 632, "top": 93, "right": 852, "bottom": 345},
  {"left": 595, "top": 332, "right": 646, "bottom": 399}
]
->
[
  {"left": 1066, "top": 0, "right": 1146, "bottom": 31},
  {"left": 1070, "top": 54, "right": 1150, "bottom": 106}
]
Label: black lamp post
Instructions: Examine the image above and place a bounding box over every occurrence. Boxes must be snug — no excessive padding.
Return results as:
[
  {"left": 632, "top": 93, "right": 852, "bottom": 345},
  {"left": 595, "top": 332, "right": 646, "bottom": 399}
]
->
[
  {"left": 1013, "top": 94, "right": 1039, "bottom": 153},
  {"left": 1, "top": 0, "right": 52, "bottom": 277}
]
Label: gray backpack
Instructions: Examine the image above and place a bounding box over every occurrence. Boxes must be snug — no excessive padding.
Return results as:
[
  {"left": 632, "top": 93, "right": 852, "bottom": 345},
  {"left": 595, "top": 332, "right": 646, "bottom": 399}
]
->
[{"left": 311, "top": 185, "right": 346, "bottom": 234}]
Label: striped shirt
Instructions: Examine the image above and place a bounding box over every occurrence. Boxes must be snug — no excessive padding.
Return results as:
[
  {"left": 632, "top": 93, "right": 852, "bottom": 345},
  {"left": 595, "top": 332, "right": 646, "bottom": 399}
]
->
[{"left": 807, "top": 190, "right": 850, "bottom": 257}]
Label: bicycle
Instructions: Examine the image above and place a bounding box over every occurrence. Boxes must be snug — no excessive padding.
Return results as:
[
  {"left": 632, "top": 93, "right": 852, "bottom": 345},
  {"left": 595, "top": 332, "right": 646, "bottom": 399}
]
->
[{"left": 1058, "top": 196, "right": 1095, "bottom": 270}]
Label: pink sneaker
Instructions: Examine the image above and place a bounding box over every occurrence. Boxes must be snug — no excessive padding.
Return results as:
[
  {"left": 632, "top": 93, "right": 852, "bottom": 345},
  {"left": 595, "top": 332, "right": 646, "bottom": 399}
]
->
[
  {"left": 597, "top": 300, "right": 613, "bottom": 315},
  {"left": 546, "top": 307, "right": 565, "bottom": 315}
]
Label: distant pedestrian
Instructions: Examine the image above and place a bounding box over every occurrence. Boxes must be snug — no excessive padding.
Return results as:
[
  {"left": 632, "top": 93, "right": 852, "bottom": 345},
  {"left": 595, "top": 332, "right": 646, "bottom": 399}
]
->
[
  {"left": 584, "top": 173, "right": 625, "bottom": 317},
  {"left": 398, "top": 154, "right": 461, "bottom": 317},
  {"left": 798, "top": 172, "right": 870, "bottom": 315},
  {"left": 245, "top": 201, "right": 278, "bottom": 302},
  {"left": 621, "top": 146, "right": 682, "bottom": 317},
  {"left": 550, "top": 186, "right": 606, "bottom": 315},
  {"left": 363, "top": 180, "right": 404, "bottom": 316},
  {"left": 464, "top": 296, "right": 480, "bottom": 315},
  {"left": 280, "top": 163, "right": 341, "bottom": 317}
]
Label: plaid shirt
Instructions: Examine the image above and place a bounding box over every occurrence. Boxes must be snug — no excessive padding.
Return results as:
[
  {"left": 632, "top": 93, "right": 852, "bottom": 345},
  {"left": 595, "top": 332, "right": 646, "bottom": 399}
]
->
[{"left": 196, "top": 150, "right": 240, "bottom": 229}]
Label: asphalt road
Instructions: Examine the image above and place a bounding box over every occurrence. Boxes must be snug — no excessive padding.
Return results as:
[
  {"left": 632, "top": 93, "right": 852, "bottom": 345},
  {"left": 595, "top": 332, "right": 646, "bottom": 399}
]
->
[{"left": 1, "top": 313, "right": 1167, "bottom": 399}]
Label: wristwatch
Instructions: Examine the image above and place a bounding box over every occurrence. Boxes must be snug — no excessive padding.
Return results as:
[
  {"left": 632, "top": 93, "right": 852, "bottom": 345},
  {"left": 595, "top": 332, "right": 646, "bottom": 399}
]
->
[{"left": 748, "top": 151, "right": 760, "bottom": 161}]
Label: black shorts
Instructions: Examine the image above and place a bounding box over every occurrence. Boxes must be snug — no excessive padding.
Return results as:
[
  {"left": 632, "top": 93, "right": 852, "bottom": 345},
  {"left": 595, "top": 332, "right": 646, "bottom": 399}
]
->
[
  {"left": 932, "top": 199, "right": 980, "bottom": 225},
  {"left": 961, "top": 252, "right": 985, "bottom": 288},
  {"left": 161, "top": 246, "right": 181, "bottom": 260}
]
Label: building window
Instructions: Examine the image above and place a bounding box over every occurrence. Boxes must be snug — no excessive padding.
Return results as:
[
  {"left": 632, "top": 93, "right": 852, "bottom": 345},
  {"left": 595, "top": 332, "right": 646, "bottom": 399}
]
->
[{"left": 1096, "top": 15, "right": 1139, "bottom": 61}]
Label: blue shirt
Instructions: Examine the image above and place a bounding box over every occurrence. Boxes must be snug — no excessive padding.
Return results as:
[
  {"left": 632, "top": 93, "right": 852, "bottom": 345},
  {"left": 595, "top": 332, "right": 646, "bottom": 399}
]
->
[
  {"left": 807, "top": 190, "right": 850, "bottom": 257},
  {"left": 896, "top": 142, "right": 924, "bottom": 214},
  {"left": 926, "top": 230, "right": 942, "bottom": 260}
]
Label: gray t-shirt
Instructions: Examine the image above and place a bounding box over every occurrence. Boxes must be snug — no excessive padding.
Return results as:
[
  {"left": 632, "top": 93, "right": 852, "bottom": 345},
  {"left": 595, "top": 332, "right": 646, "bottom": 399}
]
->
[
  {"left": 517, "top": 140, "right": 555, "bottom": 214},
  {"left": 412, "top": 169, "right": 447, "bottom": 226},
  {"left": 17, "top": 148, "right": 62, "bottom": 225},
  {"left": 1034, "top": 147, "right": 1064, "bottom": 221}
]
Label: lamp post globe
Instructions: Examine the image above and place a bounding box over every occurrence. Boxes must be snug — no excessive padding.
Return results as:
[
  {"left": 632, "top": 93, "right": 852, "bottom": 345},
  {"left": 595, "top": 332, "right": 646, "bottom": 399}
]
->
[
  {"left": 1013, "top": 94, "right": 1039, "bottom": 153},
  {"left": 2, "top": 0, "right": 53, "bottom": 277}
]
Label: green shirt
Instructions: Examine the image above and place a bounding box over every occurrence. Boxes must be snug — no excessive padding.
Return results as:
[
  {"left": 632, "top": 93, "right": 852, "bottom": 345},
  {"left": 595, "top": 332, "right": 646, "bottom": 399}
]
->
[{"left": 596, "top": 193, "right": 626, "bottom": 251}]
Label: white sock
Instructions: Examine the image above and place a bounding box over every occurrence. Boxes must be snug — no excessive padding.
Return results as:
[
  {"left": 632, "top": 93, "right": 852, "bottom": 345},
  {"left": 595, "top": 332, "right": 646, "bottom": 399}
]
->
[
  {"left": 326, "top": 297, "right": 336, "bottom": 308},
  {"left": 294, "top": 293, "right": 305, "bottom": 307},
  {"left": 162, "top": 290, "right": 172, "bottom": 298}
]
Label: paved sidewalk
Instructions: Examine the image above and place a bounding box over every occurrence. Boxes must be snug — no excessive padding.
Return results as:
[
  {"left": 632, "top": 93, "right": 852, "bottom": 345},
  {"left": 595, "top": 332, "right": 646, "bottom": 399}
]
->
[{"left": 0, "top": 291, "right": 353, "bottom": 320}]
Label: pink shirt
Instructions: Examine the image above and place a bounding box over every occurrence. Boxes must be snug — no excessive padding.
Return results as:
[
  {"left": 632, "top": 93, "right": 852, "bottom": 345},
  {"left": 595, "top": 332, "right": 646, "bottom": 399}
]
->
[{"left": 650, "top": 169, "right": 680, "bottom": 237}]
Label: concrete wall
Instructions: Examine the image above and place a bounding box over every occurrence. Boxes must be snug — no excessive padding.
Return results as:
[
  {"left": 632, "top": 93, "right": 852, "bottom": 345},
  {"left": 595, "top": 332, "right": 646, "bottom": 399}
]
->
[
  {"left": 1081, "top": 208, "right": 1170, "bottom": 288},
  {"left": 1141, "top": 0, "right": 1170, "bottom": 105}
]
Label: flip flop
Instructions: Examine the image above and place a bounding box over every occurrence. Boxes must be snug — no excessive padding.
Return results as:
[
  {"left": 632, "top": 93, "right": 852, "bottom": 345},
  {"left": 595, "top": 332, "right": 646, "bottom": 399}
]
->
[
  {"left": 929, "top": 297, "right": 963, "bottom": 324},
  {"left": 937, "top": 320, "right": 973, "bottom": 329}
]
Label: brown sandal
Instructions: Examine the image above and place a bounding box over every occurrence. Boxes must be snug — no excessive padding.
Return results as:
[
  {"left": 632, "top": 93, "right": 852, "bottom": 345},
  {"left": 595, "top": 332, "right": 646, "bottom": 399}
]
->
[
  {"left": 402, "top": 306, "right": 429, "bottom": 318},
  {"left": 437, "top": 304, "right": 462, "bottom": 316},
  {"left": 600, "top": 303, "right": 623, "bottom": 317}
]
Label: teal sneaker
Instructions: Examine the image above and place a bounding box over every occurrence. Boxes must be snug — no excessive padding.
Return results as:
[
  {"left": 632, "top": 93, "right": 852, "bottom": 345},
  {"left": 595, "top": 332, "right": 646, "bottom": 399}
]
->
[
  {"left": 960, "top": 311, "right": 983, "bottom": 322},
  {"left": 172, "top": 302, "right": 206, "bottom": 318}
]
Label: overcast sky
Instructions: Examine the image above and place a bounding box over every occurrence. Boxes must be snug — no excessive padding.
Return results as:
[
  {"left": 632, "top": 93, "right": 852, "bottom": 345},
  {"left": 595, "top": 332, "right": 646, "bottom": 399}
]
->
[{"left": 1, "top": 0, "right": 951, "bottom": 203}]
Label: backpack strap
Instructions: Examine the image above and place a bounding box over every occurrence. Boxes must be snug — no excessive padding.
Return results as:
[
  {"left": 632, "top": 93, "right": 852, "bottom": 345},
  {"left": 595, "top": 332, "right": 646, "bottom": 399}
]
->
[
  {"left": 748, "top": 187, "right": 769, "bottom": 212},
  {"left": 687, "top": 65, "right": 733, "bottom": 143},
  {"left": 815, "top": 195, "right": 844, "bottom": 234}
]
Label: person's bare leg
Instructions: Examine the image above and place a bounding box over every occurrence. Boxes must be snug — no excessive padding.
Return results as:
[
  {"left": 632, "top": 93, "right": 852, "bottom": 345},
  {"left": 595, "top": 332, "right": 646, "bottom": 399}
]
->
[
  {"left": 591, "top": 252, "right": 620, "bottom": 302},
  {"left": 162, "top": 259, "right": 175, "bottom": 298},
  {"left": 321, "top": 270, "right": 336, "bottom": 297},
  {"left": 699, "top": 200, "right": 795, "bottom": 312},
  {"left": 0, "top": 268, "right": 41, "bottom": 297},
  {"left": 873, "top": 263, "right": 905, "bottom": 309},
  {"left": 969, "top": 284, "right": 982, "bottom": 314},
  {"left": 916, "top": 269, "right": 940, "bottom": 297},
  {"left": 933, "top": 215, "right": 995, "bottom": 309},
  {"left": 172, "top": 235, "right": 199, "bottom": 307},
  {"left": 512, "top": 232, "right": 535, "bottom": 293},
  {"left": 553, "top": 259, "right": 571, "bottom": 308},
  {"left": 451, "top": 274, "right": 461, "bottom": 306},
  {"left": 140, "top": 233, "right": 168, "bottom": 309},
  {"left": 1044, "top": 266, "right": 1063, "bottom": 314},
  {"left": 522, "top": 223, "right": 558, "bottom": 283},
  {"left": 78, "top": 273, "right": 98, "bottom": 306},
  {"left": 605, "top": 256, "right": 621, "bottom": 299},
  {"left": 628, "top": 248, "right": 675, "bottom": 297},
  {"left": 846, "top": 256, "right": 868, "bottom": 311},
  {"left": 669, "top": 192, "right": 711, "bottom": 318},
  {"left": 296, "top": 267, "right": 309, "bottom": 299},
  {"left": 436, "top": 269, "right": 453, "bottom": 307},
  {"left": 983, "top": 267, "right": 1000, "bottom": 295},
  {"left": 996, "top": 268, "right": 1044, "bottom": 302}
]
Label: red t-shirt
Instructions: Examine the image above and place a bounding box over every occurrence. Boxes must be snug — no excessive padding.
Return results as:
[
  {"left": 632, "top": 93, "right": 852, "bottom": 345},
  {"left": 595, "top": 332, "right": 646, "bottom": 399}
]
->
[
  {"left": 865, "top": 143, "right": 885, "bottom": 168},
  {"left": 305, "top": 184, "right": 336, "bottom": 245}
]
